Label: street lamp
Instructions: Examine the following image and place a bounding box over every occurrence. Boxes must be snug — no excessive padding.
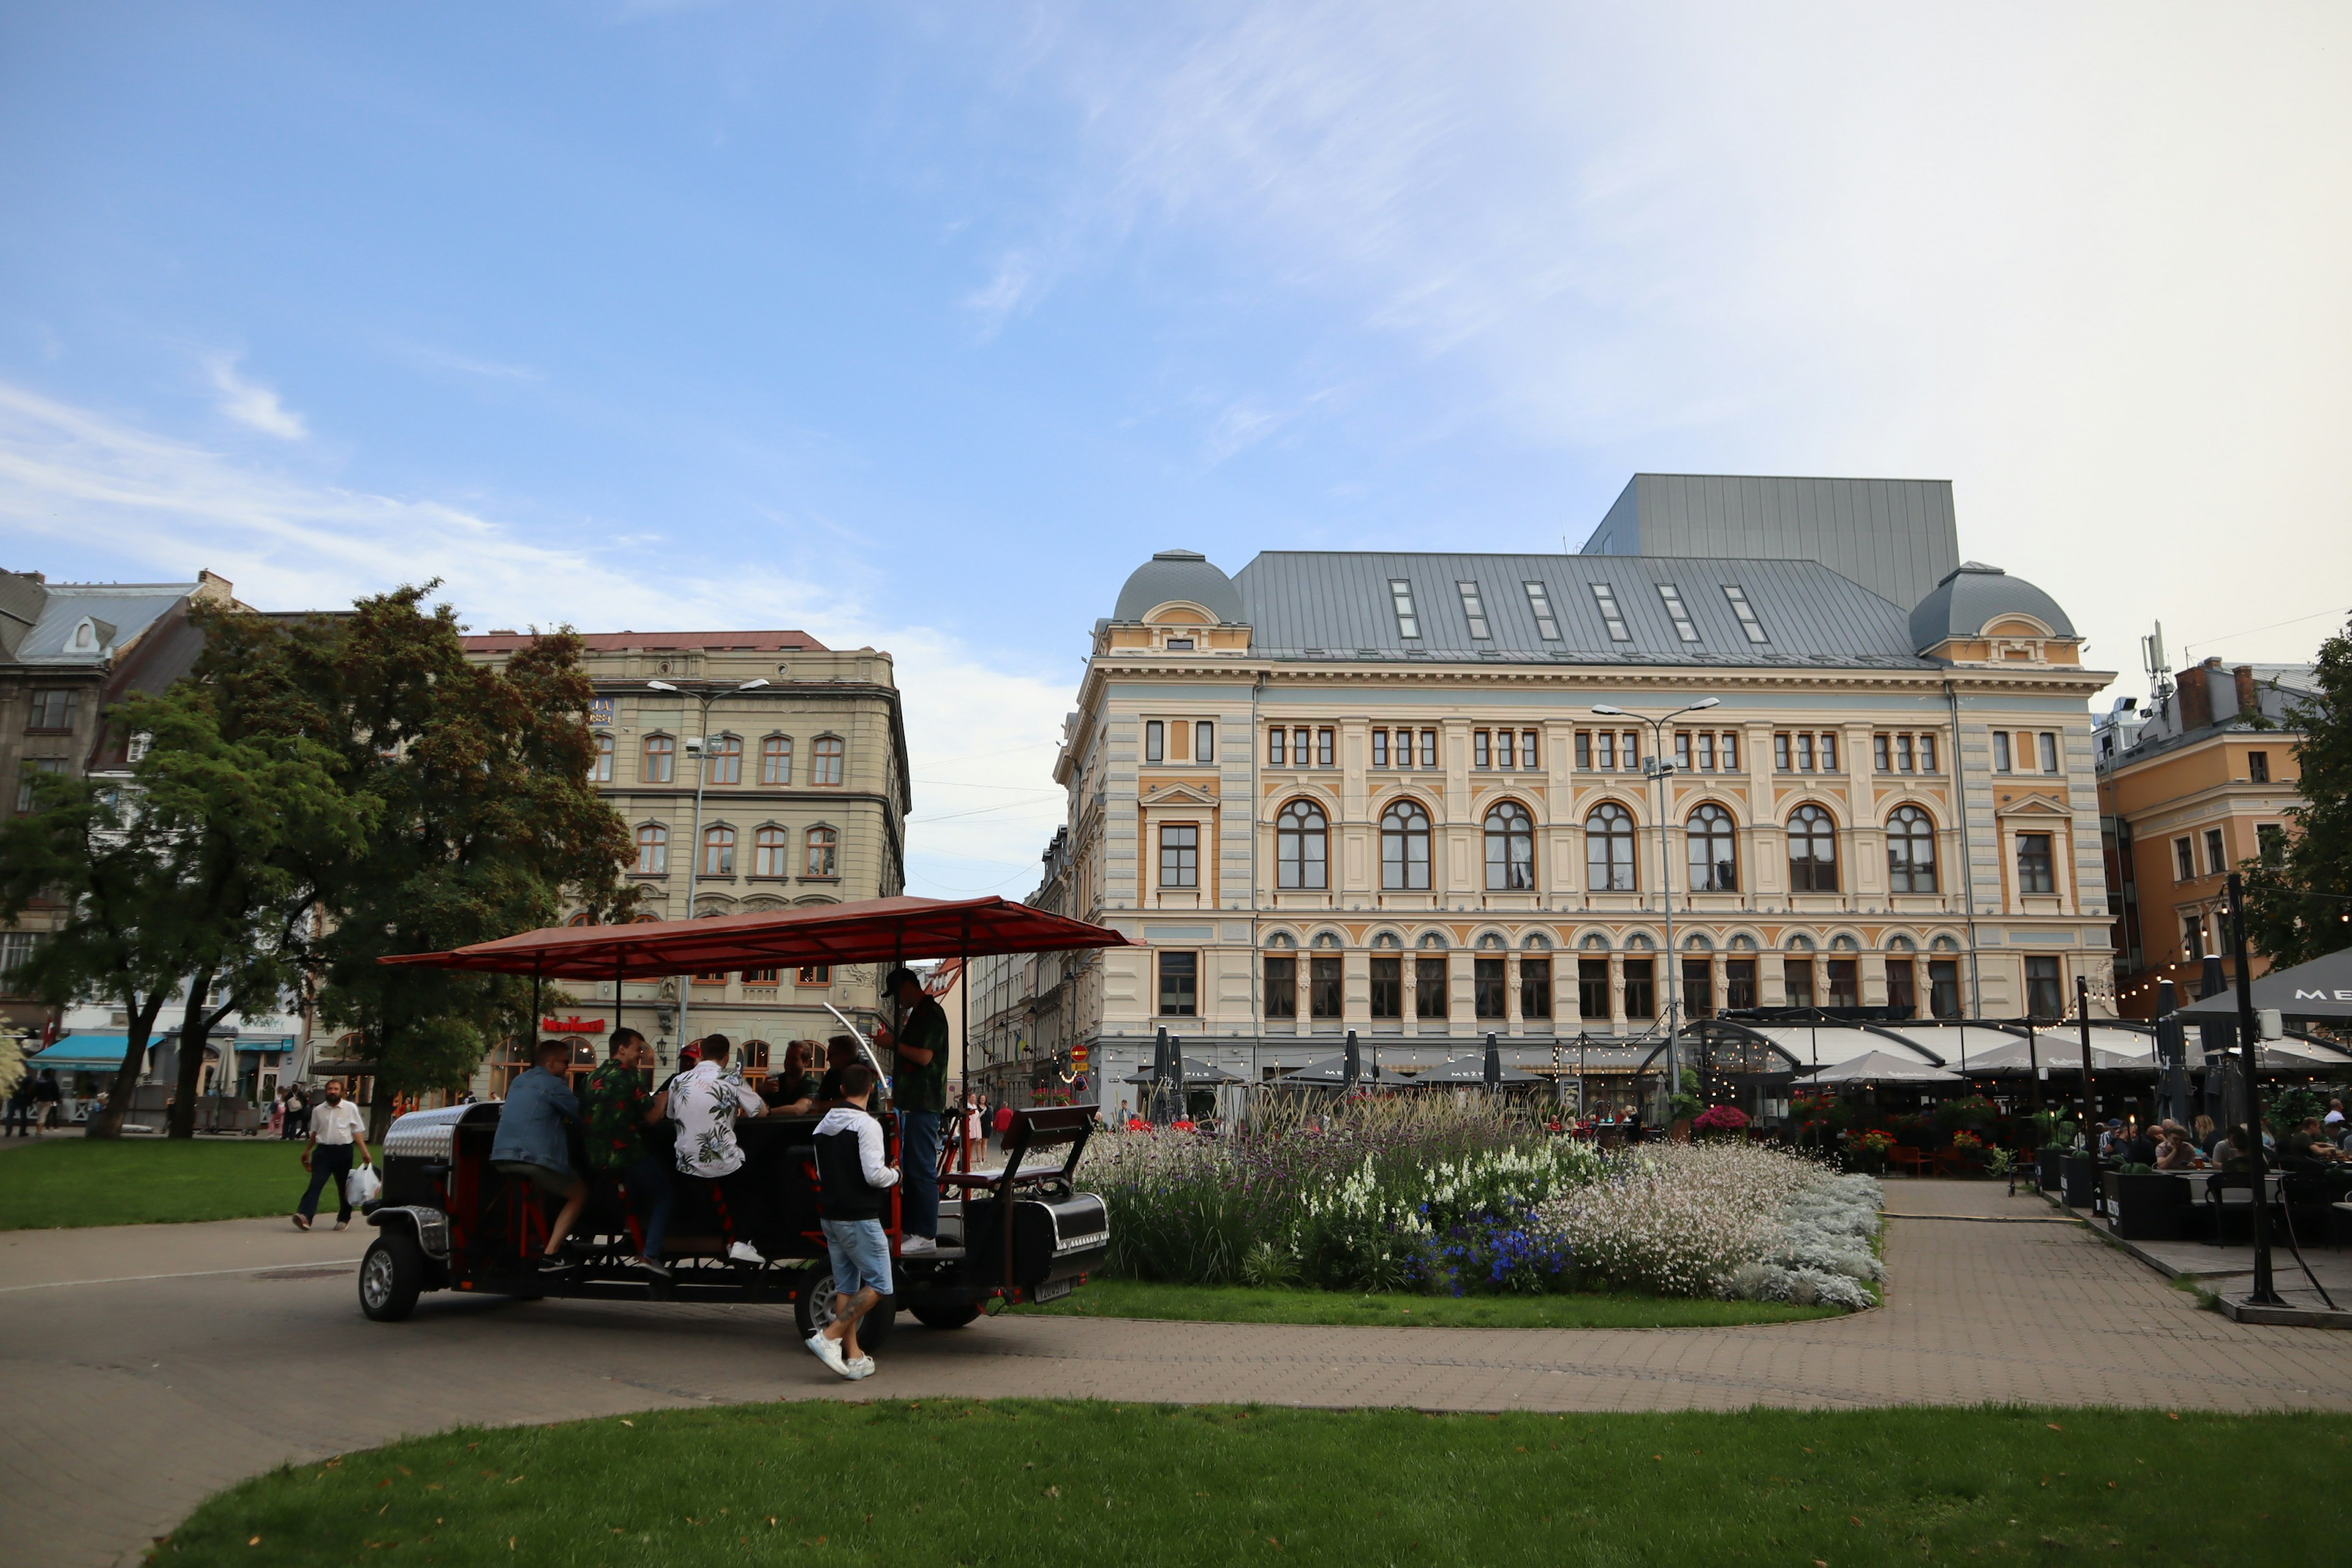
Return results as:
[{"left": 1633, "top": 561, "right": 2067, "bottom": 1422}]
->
[
  {"left": 1590, "top": 698, "right": 1720, "bottom": 1119},
  {"left": 648, "top": 677, "right": 771, "bottom": 1049}
]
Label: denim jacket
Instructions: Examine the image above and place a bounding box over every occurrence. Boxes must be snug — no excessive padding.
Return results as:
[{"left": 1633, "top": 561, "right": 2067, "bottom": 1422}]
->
[{"left": 491, "top": 1066, "right": 580, "bottom": 1174}]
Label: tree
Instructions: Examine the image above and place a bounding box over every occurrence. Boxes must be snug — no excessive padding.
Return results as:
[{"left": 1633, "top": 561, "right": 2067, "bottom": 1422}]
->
[{"left": 2242, "top": 611, "right": 2352, "bottom": 968}]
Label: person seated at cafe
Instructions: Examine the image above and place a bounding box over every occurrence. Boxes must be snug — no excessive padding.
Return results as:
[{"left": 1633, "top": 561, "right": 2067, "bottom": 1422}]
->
[
  {"left": 666, "top": 1033, "right": 771, "bottom": 1265},
  {"left": 762, "top": 1039, "right": 824, "bottom": 1113},
  {"left": 2125, "top": 1120, "right": 2160, "bottom": 1165},
  {"left": 2278, "top": 1117, "right": 2343, "bottom": 1170},
  {"left": 2154, "top": 1125, "right": 2198, "bottom": 1170},
  {"left": 583, "top": 1027, "right": 674, "bottom": 1278},
  {"left": 2192, "top": 1114, "right": 2219, "bottom": 1156},
  {"left": 815, "top": 1036, "right": 859, "bottom": 1106},
  {"left": 489, "top": 1039, "right": 592, "bottom": 1272},
  {"left": 2209, "top": 1124, "right": 2253, "bottom": 1172}
]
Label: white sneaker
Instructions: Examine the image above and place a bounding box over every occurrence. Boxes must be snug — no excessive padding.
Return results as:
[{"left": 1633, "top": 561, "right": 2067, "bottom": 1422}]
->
[
  {"left": 728, "top": 1241, "right": 767, "bottom": 1265},
  {"left": 846, "top": 1357, "right": 875, "bottom": 1379},
  {"left": 899, "top": 1235, "right": 937, "bottom": 1255},
  {"left": 805, "top": 1332, "right": 852, "bottom": 1379}
]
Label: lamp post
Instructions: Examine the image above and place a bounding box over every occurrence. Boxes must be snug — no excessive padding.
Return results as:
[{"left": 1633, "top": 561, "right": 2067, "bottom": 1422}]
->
[
  {"left": 1591, "top": 698, "right": 1720, "bottom": 1116},
  {"left": 646, "top": 676, "right": 771, "bottom": 1050}
]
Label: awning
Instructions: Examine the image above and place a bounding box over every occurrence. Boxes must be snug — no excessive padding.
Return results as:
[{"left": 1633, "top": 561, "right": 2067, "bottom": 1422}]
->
[
  {"left": 379, "top": 894, "right": 1129, "bottom": 980},
  {"left": 2175, "top": 946, "right": 2352, "bottom": 1023},
  {"left": 1800, "top": 1050, "right": 1962, "bottom": 1085},
  {"left": 1119, "top": 1056, "right": 1245, "bottom": 1086},
  {"left": 27, "top": 1036, "right": 143, "bottom": 1069},
  {"left": 1398, "top": 1053, "right": 1545, "bottom": 1086}
]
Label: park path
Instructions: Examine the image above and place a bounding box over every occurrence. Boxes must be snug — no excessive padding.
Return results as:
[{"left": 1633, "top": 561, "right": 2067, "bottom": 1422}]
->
[{"left": 4, "top": 1180, "right": 2351, "bottom": 1567}]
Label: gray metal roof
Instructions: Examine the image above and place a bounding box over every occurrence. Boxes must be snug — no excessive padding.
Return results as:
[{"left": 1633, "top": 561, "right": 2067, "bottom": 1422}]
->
[
  {"left": 1231, "top": 551, "right": 1930, "bottom": 668},
  {"left": 7, "top": 582, "right": 196, "bottom": 666},
  {"left": 1907, "top": 562, "right": 2075, "bottom": 652},
  {"left": 1113, "top": 550, "right": 1243, "bottom": 624}
]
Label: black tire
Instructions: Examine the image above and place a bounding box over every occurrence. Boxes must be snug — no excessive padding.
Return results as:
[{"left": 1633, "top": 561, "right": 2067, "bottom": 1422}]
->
[
  {"left": 911, "top": 1302, "right": 981, "bottom": 1331},
  {"left": 791, "top": 1261, "right": 896, "bottom": 1353},
  {"left": 358, "top": 1232, "right": 425, "bottom": 1322}
]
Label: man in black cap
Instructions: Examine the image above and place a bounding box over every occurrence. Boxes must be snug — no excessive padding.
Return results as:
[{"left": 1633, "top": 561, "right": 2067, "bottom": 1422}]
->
[{"left": 871, "top": 965, "right": 948, "bottom": 1254}]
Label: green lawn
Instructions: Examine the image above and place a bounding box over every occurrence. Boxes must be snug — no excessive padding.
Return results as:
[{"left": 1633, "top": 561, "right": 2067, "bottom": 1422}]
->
[
  {"left": 0, "top": 1136, "right": 307, "bottom": 1230},
  {"left": 157, "top": 1402, "right": 2348, "bottom": 1566},
  {"left": 1014, "top": 1277, "right": 1844, "bottom": 1328}
]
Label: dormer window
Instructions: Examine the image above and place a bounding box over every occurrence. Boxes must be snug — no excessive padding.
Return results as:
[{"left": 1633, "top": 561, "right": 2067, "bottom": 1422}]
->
[
  {"left": 1165, "top": 636, "right": 1194, "bottom": 651},
  {"left": 1457, "top": 581, "right": 1490, "bottom": 640},
  {"left": 1588, "top": 584, "right": 1630, "bottom": 641},
  {"left": 1722, "top": 585, "right": 1770, "bottom": 643},
  {"left": 1388, "top": 579, "right": 1420, "bottom": 640}
]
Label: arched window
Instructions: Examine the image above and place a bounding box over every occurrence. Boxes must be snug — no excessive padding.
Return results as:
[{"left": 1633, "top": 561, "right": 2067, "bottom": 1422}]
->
[
  {"left": 635, "top": 823, "right": 668, "bottom": 875},
  {"left": 805, "top": 826, "right": 839, "bottom": 878},
  {"left": 761, "top": 735, "right": 793, "bottom": 785},
  {"left": 1585, "top": 802, "right": 1636, "bottom": 892},
  {"left": 1788, "top": 804, "right": 1838, "bottom": 892},
  {"left": 706, "top": 734, "right": 742, "bottom": 785},
  {"left": 1275, "top": 801, "right": 1328, "bottom": 889},
  {"left": 1380, "top": 801, "right": 1431, "bottom": 890},
  {"left": 1686, "top": 804, "right": 1737, "bottom": 892},
  {"left": 566, "top": 911, "right": 598, "bottom": 927},
  {"left": 753, "top": 826, "right": 788, "bottom": 877},
  {"left": 642, "top": 734, "right": 676, "bottom": 785},
  {"left": 1887, "top": 805, "right": 1938, "bottom": 893},
  {"left": 589, "top": 733, "right": 614, "bottom": 783},
  {"left": 1484, "top": 801, "right": 1535, "bottom": 890},
  {"left": 811, "top": 736, "right": 844, "bottom": 786},
  {"left": 701, "top": 825, "right": 736, "bottom": 877}
]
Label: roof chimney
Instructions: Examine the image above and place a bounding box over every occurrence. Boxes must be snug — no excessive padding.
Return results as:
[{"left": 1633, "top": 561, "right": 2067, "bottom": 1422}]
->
[{"left": 2232, "top": 664, "right": 2258, "bottom": 718}]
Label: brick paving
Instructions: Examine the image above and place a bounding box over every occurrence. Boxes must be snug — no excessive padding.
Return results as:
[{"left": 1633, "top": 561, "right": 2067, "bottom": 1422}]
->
[{"left": 5, "top": 1180, "right": 2351, "bottom": 1566}]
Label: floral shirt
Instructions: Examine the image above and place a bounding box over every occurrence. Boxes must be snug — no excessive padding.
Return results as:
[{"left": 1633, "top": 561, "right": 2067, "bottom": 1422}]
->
[
  {"left": 666, "top": 1061, "right": 765, "bottom": 1178},
  {"left": 582, "top": 1059, "right": 654, "bottom": 1171}
]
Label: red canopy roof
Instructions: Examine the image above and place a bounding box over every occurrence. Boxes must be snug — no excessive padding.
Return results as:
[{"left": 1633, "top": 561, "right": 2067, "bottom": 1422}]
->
[{"left": 378, "top": 895, "right": 1127, "bottom": 980}]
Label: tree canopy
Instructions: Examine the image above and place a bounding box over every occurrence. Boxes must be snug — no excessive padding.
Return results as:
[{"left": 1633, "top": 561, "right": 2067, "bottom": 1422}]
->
[{"left": 2242, "top": 611, "right": 2352, "bottom": 968}]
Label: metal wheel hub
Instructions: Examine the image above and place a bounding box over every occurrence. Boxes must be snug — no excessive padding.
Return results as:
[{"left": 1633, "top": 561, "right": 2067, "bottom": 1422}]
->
[
  {"left": 361, "top": 1247, "right": 397, "bottom": 1309},
  {"left": 804, "top": 1270, "right": 840, "bottom": 1330}
]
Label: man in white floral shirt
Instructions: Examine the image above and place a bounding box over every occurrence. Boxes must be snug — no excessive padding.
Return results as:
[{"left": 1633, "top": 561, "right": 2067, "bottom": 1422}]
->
[{"left": 666, "top": 1035, "right": 770, "bottom": 1264}]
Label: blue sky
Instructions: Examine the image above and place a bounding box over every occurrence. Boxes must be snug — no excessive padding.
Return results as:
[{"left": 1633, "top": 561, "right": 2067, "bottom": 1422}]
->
[{"left": 3, "top": 2, "right": 2348, "bottom": 895}]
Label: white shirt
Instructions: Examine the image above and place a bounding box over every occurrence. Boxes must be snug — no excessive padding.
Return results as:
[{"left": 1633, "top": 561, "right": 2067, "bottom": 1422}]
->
[
  {"left": 667, "top": 1061, "right": 764, "bottom": 1178},
  {"left": 311, "top": 1101, "right": 367, "bottom": 1146},
  {"left": 813, "top": 1106, "right": 900, "bottom": 1189}
]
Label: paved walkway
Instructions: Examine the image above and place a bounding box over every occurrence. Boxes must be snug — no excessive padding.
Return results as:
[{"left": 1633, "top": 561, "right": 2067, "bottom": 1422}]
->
[{"left": 6, "top": 1181, "right": 2352, "bottom": 1567}]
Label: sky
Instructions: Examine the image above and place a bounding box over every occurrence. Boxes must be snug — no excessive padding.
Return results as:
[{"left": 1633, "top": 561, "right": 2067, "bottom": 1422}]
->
[{"left": 2, "top": 1, "right": 2348, "bottom": 897}]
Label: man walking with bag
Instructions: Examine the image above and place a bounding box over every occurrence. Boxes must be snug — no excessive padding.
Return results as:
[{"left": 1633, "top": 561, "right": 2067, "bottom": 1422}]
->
[{"left": 293, "top": 1079, "right": 371, "bottom": 1232}]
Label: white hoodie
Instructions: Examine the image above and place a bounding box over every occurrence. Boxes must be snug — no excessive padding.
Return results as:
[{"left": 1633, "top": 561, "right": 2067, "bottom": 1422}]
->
[{"left": 813, "top": 1106, "right": 900, "bottom": 1190}]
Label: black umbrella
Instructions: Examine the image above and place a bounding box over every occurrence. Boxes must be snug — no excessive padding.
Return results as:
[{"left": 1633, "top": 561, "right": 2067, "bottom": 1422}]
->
[
  {"left": 2176, "top": 943, "right": 2352, "bottom": 1023},
  {"left": 1343, "top": 1030, "right": 1360, "bottom": 1091},
  {"left": 1483, "top": 1031, "right": 1502, "bottom": 1089}
]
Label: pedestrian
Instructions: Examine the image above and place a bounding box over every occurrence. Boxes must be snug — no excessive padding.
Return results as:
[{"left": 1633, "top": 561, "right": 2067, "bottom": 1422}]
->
[
  {"left": 805, "top": 1062, "right": 898, "bottom": 1381},
  {"left": 32, "top": 1069, "right": 61, "bottom": 1129},
  {"left": 293, "top": 1080, "right": 372, "bottom": 1232},
  {"left": 489, "top": 1039, "right": 594, "bottom": 1273},
  {"left": 582, "top": 1027, "right": 674, "bottom": 1277},
  {"left": 992, "top": 1099, "right": 1016, "bottom": 1153},
  {"left": 4, "top": 1072, "right": 33, "bottom": 1137},
  {"left": 266, "top": 1088, "right": 285, "bottom": 1139},
  {"left": 282, "top": 1082, "right": 309, "bottom": 1141},
  {"left": 869, "top": 966, "right": 948, "bottom": 1255}
]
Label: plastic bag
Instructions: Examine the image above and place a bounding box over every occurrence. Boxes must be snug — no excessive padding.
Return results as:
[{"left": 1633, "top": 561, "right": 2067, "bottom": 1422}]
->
[{"left": 345, "top": 1163, "right": 383, "bottom": 1207}]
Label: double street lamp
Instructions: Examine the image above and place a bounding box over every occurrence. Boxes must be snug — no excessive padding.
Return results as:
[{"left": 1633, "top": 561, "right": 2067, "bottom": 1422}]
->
[
  {"left": 647, "top": 676, "right": 771, "bottom": 1052},
  {"left": 1590, "top": 697, "right": 1721, "bottom": 1116}
]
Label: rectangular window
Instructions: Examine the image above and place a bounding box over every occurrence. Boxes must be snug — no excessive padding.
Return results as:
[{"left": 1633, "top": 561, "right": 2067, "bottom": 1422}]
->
[
  {"left": 1316, "top": 728, "right": 1335, "bottom": 768},
  {"left": 2249, "top": 750, "right": 2270, "bottom": 783},
  {"left": 1675, "top": 731, "right": 1692, "bottom": 770},
  {"left": 1310, "top": 956, "right": 1342, "bottom": 1019},
  {"left": 1886, "top": 959, "right": 1917, "bottom": 1017},
  {"left": 1918, "top": 734, "right": 1937, "bottom": 772},
  {"left": 2203, "top": 827, "right": 2225, "bottom": 876},
  {"left": 642, "top": 734, "right": 676, "bottom": 785},
  {"left": 15, "top": 756, "right": 64, "bottom": 814},
  {"left": 1696, "top": 732, "right": 1714, "bottom": 771},
  {"left": 1389, "top": 579, "right": 1420, "bottom": 639},
  {"left": 1525, "top": 582, "right": 1560, "bottom": 639},
  {"left": 1265, "top": 955, "right": 1297, "bottom": 1018},
  {"left": 1144, "top": 720, "right": 1164, "bottom": 764},
  {"left": 1589, "top": 584, "right": 1630, "bottom": 641},
  {"left": 1928, "top": 959, "right": 1961, "bottom": 1019},
  {"left": 1782, "top": 958, "right": 1815, "bottom": 1009},
  {"left": 1196, "top": 721, "right": 1215, "bottom": 764},
  {"left": 706, "top": 735, "right": 742, "bottom": 785},
  {"left": 1521, "top": 731, "right": 1538, "bottom": 770},
  {"left": 702, "top": 830, "right": 736, "bottom": 877},
  {"left": 1722, "top": 585, "right": 1769, "bottom": 643},
  {"left": 1474, "top": 729, "right": 1491, "bottom": 769},
  {"left": 1774, "top": 732, "right": 1792, "bottom": 771},
  {"left": 1598, "top": 731, "right": 1617, "bottom": 771},
  {"left": 1575, "top": 731, "right": 1593, "bottom": 771},
  {"left": 1656, "top": 584, "right": 1700, "bottom": 642},
  {"left": 1474, "top": 957, "right": 1507, "bottom": 1019},
  {"left": 2038, "top": 732, "right": 2059, "bottom": 774},
  {"left": 1371, "top": 729, "right": 1389, "bottom": 769},
  {"left": 1416, "top": 956, "right": 1448, "bottom": 1019},
  {"left": 1681, "top": 957, "right": 1713, "bottom": 1020},
  {"left": 1496, "top": 729, "right": 1514, "bottom": 770},
  {"left": 1725, "top": 958, "right": 1757, "bottom": 1012},
  {"left": 25, "top": 689, "right": 77, "bottom": 731},
  {"left": 1457, "top": 581, "right": 1491, "bottom": 640},
  {"left": 760, "top": 736, "right": 792, "bottom": 785},
  {"left": 811, "top": 736, "right": 843, "bottom": 786},
  {"left": 1268, "top": 727, "right": 1286, "bottom": 766},
  {"left": 1419, "top": 729, "right": 1438, "bottom": 769},
  {"left": 590, "top": 733, "right": 614, "bottom": 783},
  {"left": 2258, "top": 823, "right": 2286, "bottom": 858},
  {"left": 797, "top": 965, "right": 832, "bottom": 986},
  {"left": 1521, "top": 958, "right": 1552, "bottom": 1019},
  {"left": 2017, "top": 832, "right": 2055, "bottom": 894},
  {"left": 1826, "top": 959, "right": 1859, "bottom": 1009},
  {"left": 2025, "top": 956, "right": 2064, "bottom": 1020},
  {"left": 1819, "top": 733, "right": 1838, "bottom": 772},
  {"left": 1992, "top": 733, "right": 2013, "bottom": 773},
  {"left": 0, "top": 930, "right": 44, "bottom": 995},
  {"left": 1158, "top": 952, "right": 1198, "bottom": 1017},
  {"left": 1874, "top": 734, "right": 1891, "bottom": 772},
  {"left": 1623, "top": 958, "right": 1656, "bottom": 1019},
  {"left": 1897, "top": 734, "right": 1915, "bottom": 772},
  {"left": 2184, "top": 913, "right": 2206, "bottom": 960},
  {"left": 1796, "top": 733, "right": 1814, "bottom": 772},
  {"left": 2173, "top": 837, "right": 2195, "bottom": 881},
  {"left": 1159, "top": 823, "right": 1199, "bottom": 889},
  {"left": 1370, "top": 955, "right": 1402, "bottom": 1019},
  {"left": 1577, "top": 958, "right": 1610, "bottom": 1019},
  {"left": 1293, "top": 727, "right": 1310, "bottom": 766},
  {"left": 753, "top": 827, "right": 787, "bottom": 877},
  {"left": 1721, "top": 732, "right": 1739, "bottom": 771}
]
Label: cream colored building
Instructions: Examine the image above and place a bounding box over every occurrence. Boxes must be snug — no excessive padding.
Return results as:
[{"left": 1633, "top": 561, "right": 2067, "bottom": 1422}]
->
[
  {"left": 459, "top": 629, "right": 910, "bottom": 1085},
  {"left": 1044, "top": 478, "right": 2119, "bottom": 1112}
]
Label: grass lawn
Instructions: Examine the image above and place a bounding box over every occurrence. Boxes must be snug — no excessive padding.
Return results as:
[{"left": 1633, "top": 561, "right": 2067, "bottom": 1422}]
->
[
  {"left": 159, "top": 1402, "right": 2348, "bottom": 1566},
  {"left": 0, "top": 1136, "right": 306, "bottom": 1230},
  {"left": 1012, "top": 1277, "right": 1844, "bottom": 1329}
]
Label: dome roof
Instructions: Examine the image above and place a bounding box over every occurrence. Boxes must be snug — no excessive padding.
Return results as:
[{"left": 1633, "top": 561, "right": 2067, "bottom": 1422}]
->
[
  {"left": 1112, "top": 549, "right": 1243, "bottom": 624},
  {"left": 1909, "top": 561, "right": 2075, "bottom": 653}
]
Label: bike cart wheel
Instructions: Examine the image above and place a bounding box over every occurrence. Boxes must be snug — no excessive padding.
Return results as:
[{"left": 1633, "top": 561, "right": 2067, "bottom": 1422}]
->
[
  {"left": 358, "top": 1232, "right": 426, "bottom": 1322},
  {"left": 910, "top": 1302, "right": 981, "bottom": 1330},
  {"left": 791, "top": 1261, "right": 895, "bottom": 1354}
]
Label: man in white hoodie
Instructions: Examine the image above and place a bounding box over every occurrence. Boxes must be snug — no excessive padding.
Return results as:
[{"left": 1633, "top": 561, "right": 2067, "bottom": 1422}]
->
[{"left": 806, "top": 1062, "right": 899, "bottom": 1379}]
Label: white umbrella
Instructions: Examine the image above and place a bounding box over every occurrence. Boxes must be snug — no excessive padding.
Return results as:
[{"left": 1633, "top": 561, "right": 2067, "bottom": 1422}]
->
[{"left": 1800, "top": 1050, "right": 1962, "bottom": 1085}]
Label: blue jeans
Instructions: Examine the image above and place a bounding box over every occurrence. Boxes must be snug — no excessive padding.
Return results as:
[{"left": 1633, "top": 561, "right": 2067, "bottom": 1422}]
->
[
  {"left": 622, "top": 1151, "right": 674, "bottom": 1259},
  {"left": 899, "top": 1110, "right": 941, "bottom": 1240},
  {"left": 821, "top": 1218, "right": 893, "bottom": 1298},
  {"left": 299, "top": 1144, "right": 356, "bottom": 1221}
]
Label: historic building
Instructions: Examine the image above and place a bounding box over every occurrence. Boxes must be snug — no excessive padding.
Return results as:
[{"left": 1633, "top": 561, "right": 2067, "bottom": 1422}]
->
[
  {"left": 458, "top": 629, "right": 911, "bottom": 1090},
  {"left": 1034, "top": 475, "right": 2119, "bottom": 1112},
  {"left": 2095, "top": 656, "right": 2316, "bottom": 1017}
]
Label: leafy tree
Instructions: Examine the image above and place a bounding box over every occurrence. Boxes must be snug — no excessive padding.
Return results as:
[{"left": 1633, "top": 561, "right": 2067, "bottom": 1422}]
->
[{"left": 2242, "top": 612, "right": 2352, "bottom": 967}]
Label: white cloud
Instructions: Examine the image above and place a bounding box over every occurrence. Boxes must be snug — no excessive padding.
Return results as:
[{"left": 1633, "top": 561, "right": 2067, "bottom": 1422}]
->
[
  {"left": 203, "top": 354, "right": 309, "bottom": 440},
  {"left": 0, "top": 380, "right": 1073, "bottom": 898}
]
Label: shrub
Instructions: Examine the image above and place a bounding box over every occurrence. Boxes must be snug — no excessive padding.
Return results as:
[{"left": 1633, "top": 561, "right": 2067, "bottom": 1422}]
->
[
  {"left": 1536, "top": 1143, "right": 1826, "bottom": 1298},
  {"left": 1692, "top": 1104, "right": 1750, "bottom": 1137}
]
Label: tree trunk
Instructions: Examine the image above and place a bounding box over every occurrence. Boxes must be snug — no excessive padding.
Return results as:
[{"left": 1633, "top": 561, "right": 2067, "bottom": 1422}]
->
[
  {"left": 86, "top": 995, "right": 165, "bottom": 1140},
  {"left": 166, "top": 968, "right": 218, "bottom": 1140},
  {"left": 367, "top": 1062, "right": 398, "bottom": 1144}
]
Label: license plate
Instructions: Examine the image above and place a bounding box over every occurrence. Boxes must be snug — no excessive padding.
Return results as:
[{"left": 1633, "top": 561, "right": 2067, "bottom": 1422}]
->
[{"left": 1032, "top": 1278, "right": 1072, "bottom": 1303}]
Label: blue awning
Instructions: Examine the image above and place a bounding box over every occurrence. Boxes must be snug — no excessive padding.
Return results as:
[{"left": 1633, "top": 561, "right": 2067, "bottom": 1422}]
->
[{"left": 28, "top": 1037, "right": 143, "bottom": 1069}]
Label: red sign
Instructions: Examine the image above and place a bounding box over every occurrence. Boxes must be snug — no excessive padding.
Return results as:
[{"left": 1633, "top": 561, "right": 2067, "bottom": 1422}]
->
[
  {"left": 1071, "top": 1043, "right": 1090, "bottom": 1071},
  {"left": 541, "top": 1017, "right": 605, "bottom": 1035}
]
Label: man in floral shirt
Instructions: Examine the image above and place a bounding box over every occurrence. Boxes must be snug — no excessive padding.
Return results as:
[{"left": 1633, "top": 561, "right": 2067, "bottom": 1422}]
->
[
  {"left": 582, "top": 1028, "right": 674, "bottom": 1278},
  {"left": 666, "top": 1034, "right": 771, "bottom": 1265}
]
